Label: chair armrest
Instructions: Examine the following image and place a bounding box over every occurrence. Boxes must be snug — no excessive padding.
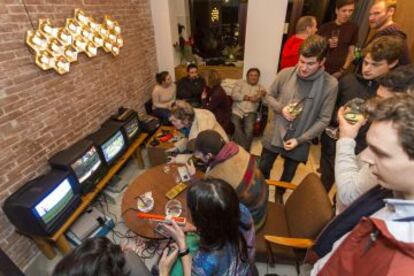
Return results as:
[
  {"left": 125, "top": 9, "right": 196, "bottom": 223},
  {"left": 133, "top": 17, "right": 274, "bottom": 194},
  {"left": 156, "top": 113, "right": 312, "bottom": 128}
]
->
[
  {"left": 266, "top": 180, "right": 297, "bottom": 190},
  {"left": 264, "top": 235, "right": 314, "bottom": 249}
]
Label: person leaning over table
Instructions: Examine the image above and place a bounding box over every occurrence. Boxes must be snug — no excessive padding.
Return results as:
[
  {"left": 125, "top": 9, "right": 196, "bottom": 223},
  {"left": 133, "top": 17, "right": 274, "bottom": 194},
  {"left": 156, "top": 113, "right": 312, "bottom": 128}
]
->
[
  {"left": 192, "top": 130, "right": 268, "bottom": 230},
  {"left": 168, "top": 100, "right": 228, "bottom": 153},
  {"left": 161, "top": 178, "right": 256, "bottom": 276}
]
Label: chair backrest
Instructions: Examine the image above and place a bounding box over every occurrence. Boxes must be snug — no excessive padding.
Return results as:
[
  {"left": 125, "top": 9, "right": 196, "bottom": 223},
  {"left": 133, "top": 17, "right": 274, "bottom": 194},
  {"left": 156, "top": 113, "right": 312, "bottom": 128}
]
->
[
  {"left": 284, "top": 173, "right": 334, "bottom": 239},
  {"left": 144, "top": 98, "right": 153, "bottom": 115}
]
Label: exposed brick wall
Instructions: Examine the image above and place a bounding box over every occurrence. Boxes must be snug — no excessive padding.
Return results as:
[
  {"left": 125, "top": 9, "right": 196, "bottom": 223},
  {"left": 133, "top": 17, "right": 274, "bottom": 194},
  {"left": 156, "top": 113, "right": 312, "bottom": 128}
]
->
[{"left": 0, "top": 0, "right": 157, "bottom": 269}]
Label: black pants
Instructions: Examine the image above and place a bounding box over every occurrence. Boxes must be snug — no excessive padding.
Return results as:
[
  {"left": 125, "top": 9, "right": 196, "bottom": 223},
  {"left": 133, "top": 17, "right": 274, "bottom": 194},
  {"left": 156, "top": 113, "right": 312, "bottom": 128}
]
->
[
  {"left": 259, "top": 147, "right": 300, "bottom": 185},
  {"left": 320, "top": 132, "right": 336, "bottom": 192}
]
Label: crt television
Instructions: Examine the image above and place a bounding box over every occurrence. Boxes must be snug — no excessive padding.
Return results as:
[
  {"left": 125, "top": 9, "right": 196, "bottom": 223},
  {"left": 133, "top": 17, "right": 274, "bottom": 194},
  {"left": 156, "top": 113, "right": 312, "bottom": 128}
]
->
[
  {"left": 3, "top": 170, "right": 81, "bottom": 236},
  {"left": 87, "top": 122, "right": 127, "bottom": 167},
  {"left": 49, "top": 139, "right": 106, "bottom": 194},
  {"left": 109, "top": 108, "right": 141, "bottom": 144}
]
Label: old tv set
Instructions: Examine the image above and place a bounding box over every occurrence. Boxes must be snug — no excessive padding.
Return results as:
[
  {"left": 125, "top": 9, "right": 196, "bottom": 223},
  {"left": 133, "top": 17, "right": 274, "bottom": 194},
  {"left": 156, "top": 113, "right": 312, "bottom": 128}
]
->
[
  {"left": 49, "top": 139, "right": 106, "bottom": 194},
  {"left": 3, "top": 170, "right": 81, "bottom": 236},
  {"left": 112, "top": 108, "right": 141, "bottom": 143},
  {"left": 87, "top": 122, "right": 127, "bottom": 167}
]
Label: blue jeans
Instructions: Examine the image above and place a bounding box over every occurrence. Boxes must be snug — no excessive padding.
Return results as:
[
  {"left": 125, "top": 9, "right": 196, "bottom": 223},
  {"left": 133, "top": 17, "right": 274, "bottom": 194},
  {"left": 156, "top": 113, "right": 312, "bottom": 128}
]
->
[
  {"left": 153, "top": 108, "right": 171, "bottom": 125},
  {"left": 231, "top": 113, "right": 257, "bottom": 151}
]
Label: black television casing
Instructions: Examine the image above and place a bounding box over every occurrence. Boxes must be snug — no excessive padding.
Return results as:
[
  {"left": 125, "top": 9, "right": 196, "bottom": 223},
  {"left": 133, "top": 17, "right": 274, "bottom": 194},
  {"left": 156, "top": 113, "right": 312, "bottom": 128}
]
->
[
  {"left": 86, "top": 122, "right": 127, "bottom": 168},
  {"left": 2, "top": 170, "right": 81, "bottom": 236},
  {"left": 104, "top": 109, "right": 141, "bottom": 144},
  {"left": 49, "top": 139, "right": 107, "bottom": 194}
]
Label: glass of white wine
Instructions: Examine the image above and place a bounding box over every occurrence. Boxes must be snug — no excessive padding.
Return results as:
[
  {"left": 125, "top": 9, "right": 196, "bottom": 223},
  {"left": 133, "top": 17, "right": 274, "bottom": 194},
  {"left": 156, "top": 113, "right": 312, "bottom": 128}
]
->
[{"left": 165, "top": 199, "right": 182, "bottom": 217}]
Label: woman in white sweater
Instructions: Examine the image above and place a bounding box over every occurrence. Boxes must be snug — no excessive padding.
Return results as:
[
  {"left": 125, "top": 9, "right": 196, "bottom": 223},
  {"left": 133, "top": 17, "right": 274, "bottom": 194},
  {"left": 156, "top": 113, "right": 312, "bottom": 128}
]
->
[{"left": 152, "top": 71, "right": 176, "bottom": 124}]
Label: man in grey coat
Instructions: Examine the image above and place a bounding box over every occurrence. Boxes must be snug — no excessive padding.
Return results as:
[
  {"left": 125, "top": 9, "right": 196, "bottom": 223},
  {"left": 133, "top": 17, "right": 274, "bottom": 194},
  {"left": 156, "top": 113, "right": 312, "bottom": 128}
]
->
[{"left": 260, "top": 35, "right": 338, "bottom": 203}]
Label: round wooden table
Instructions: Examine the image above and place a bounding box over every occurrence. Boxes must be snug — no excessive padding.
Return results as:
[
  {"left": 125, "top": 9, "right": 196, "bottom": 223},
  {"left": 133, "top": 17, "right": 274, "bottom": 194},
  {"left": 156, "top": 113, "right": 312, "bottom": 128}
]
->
[{"left": 121, "top": 164, "right": 201, "bottom": 239}]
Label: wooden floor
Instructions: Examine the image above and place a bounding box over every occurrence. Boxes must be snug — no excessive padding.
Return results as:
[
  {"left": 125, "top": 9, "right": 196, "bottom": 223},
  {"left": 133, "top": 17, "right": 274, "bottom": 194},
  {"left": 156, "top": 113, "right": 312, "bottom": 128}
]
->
[{"left": 250, "top": 137, "right": 324, "bottom": 200}]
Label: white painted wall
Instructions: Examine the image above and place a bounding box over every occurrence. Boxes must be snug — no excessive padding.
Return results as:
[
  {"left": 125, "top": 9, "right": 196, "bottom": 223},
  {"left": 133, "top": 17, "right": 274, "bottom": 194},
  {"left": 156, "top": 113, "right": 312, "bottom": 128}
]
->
[
  {"left": 243, "top": 0, "right": 288, "bottom": 88},
  {"left": 150, "top": 0, "right": 192, "bottom": 78},
  {"left": 150, "top": 0, "right": 176, "bottom": 78},
  {"left": 175, "top": 0, "right": 191, "bottom": 35}
]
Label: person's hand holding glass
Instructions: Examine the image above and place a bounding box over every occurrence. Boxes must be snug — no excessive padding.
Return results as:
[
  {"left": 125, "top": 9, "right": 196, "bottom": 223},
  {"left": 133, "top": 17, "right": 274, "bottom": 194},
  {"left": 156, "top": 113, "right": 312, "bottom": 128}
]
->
[
  {"left": 329, "top": 29, "right": 340, "bottom": 48},
  {"left": 282, "top": 99, "right": 304, "bottom": 122},
  {"left": 282, "top": 99, "right": 304, "bottom": 151}
]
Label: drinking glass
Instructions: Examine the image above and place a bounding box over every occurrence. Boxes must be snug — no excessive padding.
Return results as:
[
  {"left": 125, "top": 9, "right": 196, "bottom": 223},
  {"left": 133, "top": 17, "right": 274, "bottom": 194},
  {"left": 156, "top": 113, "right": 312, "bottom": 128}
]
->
[
  {"left": 343, "top": 98, "right": 365, "bottom": 124},
  {"left": 165, "top": 199, "right": 182, "bottom": 217},
  {"left": 331, "top": 29, "right": 340, "bottom": 48},
  {"left": 287, "top": 101, "right": 304, "bottom": 117}
]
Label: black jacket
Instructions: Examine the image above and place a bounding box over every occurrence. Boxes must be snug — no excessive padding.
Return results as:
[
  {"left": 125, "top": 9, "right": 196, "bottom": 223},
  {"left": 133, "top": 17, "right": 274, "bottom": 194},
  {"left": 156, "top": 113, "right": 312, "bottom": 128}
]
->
[
  {"left": 176, "top": 76, "right": 206, "bottom": 107},
  {"left": 331, "top": 72, "right": 379, "bottom": 154}
]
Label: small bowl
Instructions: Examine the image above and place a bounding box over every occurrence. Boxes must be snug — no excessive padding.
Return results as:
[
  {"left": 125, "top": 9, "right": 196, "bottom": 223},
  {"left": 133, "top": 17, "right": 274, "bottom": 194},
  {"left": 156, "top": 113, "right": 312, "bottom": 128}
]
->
[{"left": 137, "top": 195, "right": 154, "bottom": 213}]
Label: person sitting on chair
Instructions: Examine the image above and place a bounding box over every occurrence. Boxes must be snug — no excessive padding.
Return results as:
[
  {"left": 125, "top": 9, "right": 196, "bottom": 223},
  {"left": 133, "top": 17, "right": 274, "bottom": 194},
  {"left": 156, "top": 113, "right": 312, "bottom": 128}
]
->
[
  {"left": 231, "top": 68, "right": 266, "bottom": 151},
  {"left": 162, "top": 178, "right": 256, "bottom": 275},
  {"left": 152, "top": 71, "right": 176, "bottom": 125},
  {"left": 201, "top": 70, "right": 233, "bottom": 135},
  {"left": 176, "top": 64, "right": 206, "bottom": 108}
]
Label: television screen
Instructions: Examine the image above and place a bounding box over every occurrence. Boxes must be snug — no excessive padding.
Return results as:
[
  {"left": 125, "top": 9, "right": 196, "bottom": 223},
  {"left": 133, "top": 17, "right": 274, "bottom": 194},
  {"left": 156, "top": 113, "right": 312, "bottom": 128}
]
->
[
  {"left": 102, "top": 130, "right": 125, "bottom": 163},
  {"left": 34, "top": 178, "right": 74, "bottom": 224},
  {"left": 125, "top": 117, "right": 139, "bottom": 139},
  {"left": 71, "top": 146, "right": 102, "bottom": 184}
]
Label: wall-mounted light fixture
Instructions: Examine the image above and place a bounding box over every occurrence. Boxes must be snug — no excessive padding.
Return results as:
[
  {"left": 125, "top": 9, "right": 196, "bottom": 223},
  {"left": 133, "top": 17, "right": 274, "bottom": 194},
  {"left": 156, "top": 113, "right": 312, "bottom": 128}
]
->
[{"left": 26, "top": 9, "right": 124, "bottom": 75}]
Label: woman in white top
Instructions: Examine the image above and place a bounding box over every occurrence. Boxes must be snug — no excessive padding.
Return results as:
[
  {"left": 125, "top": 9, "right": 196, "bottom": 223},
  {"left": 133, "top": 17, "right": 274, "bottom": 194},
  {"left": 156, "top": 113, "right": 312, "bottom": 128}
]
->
[{"left": 152, "top": 71, "right": 176, "bottom": 124}]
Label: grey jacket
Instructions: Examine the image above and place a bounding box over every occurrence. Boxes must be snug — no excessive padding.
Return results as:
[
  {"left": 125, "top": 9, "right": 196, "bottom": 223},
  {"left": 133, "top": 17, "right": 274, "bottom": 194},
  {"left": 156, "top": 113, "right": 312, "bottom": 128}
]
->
[{"left": 263, "top": 67, "right": 338, "bottom": 161}]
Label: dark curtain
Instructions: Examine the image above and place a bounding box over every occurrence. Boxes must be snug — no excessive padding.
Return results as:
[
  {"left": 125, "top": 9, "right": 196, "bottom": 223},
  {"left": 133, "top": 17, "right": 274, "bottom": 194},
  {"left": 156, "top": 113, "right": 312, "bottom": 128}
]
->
[
  {"left": 351, "top": 0, "right": 375, "bottom": 46},
  {"left": 238, "top": 3, "right": 248, "bottom": 47}
]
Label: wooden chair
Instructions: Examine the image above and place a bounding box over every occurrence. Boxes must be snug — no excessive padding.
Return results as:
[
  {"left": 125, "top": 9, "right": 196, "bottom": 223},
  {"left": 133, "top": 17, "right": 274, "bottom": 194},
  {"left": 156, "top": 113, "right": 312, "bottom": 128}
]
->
[{"left": 255, "top": 173, "right": 334, "bottom": 273}]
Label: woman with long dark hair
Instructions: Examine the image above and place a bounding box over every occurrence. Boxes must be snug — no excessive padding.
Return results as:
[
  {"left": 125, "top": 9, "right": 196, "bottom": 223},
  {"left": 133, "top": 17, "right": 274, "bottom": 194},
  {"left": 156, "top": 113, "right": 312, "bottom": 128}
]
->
[
  {"left": 163, "top": 178, "right": 256, "bottom": 275},
  {"left": 52, "top": 237, "right": 153, "bottom": 276}
]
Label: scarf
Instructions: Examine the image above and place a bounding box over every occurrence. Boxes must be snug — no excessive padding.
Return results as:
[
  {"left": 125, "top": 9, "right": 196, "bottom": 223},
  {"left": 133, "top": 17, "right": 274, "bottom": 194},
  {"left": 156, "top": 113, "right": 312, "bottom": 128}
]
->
[{"left": 208, "top": 142, "right": 239, "bottom": 170}]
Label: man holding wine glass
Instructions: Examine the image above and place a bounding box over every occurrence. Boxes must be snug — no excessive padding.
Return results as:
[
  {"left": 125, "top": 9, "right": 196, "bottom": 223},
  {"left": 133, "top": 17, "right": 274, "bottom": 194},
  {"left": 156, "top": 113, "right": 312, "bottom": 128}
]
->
[{"left": 261, "top": 35, "right": 338, "bottom": 203}]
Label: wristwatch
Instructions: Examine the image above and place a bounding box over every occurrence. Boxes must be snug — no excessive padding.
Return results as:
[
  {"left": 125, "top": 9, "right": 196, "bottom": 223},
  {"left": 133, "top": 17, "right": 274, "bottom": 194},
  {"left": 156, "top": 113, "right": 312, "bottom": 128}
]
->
[{"left": 178, "top": 247, "right": 190, "bottom": 257}]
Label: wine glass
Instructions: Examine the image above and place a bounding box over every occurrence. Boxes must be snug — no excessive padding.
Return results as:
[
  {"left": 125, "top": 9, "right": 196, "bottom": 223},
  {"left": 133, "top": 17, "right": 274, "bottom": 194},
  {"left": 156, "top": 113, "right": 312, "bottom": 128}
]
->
[
  {"left": 284, "top": 100, "right": 304, "bottom": 140},
  {"left": 165, "top": 199, "right": 182, "bottom": 217},
  {"left": 343, "top": 98, "right": 365, "bottom": 124},
  {"left": 287, "top": 100, "right": 304, "bottom": 117}
]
